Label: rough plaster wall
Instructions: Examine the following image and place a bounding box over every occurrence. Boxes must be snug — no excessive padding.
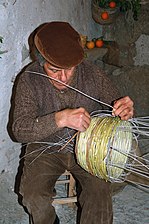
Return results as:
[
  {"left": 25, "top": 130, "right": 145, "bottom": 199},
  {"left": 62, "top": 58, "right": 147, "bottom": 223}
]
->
[
  {"left": 134, "top": 34, "right": 149, "bottom": 66},
  {"left": 100, "top": 3, "right": 149, "bottom": 157},
  {"left": 0, "top": 0, "right": 102, "bottom": 222}
]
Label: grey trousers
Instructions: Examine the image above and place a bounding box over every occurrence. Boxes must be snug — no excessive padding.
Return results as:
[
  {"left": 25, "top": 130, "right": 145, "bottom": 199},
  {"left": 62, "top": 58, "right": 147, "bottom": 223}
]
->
[{"left": 19, "top": 150, "right": 113, "bottom": 224}]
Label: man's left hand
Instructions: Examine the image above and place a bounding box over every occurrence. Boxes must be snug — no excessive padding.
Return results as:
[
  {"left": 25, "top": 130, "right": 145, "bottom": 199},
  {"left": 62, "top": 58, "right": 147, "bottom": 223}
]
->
[{"left": 112, "top": 96, "right": 134, "bottom": 120}]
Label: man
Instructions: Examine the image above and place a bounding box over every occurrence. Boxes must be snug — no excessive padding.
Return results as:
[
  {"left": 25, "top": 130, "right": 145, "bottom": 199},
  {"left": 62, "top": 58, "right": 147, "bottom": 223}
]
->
[{"left": 11, "top": 21, "right": 134, "bottom": 224}]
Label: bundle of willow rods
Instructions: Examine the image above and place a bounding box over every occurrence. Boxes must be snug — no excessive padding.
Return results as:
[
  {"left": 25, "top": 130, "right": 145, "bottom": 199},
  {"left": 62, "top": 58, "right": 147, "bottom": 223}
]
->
[{"left": 75, "top": 116, "right": 134, "bottom": 183}]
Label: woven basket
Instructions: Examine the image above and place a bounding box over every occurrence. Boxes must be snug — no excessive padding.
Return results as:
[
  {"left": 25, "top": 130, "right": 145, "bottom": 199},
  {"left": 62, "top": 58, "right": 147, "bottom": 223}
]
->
[{"left": 92, "top": 1, "right": 120, "bottom": 25}]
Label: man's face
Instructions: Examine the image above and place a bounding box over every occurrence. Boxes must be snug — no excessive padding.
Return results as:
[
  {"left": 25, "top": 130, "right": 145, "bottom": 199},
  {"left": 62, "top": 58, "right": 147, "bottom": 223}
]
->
[{"left": 44, "top": 62, "right": 76, "bottom": 90}]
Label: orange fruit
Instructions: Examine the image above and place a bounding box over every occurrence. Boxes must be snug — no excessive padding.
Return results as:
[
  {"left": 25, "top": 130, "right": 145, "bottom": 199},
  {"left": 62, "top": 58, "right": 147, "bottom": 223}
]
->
[
  {"left": 109, "top": 1, "right": 116, "bottom": 8},
  {"left": 101, "top": 11, "right": 109, "bottom": 20},
  {"left": 95, "top": 39, "right": 104, "bottom": 48},
  {"left": 86, "top": 41, "right": 95, "bottom": 49}
]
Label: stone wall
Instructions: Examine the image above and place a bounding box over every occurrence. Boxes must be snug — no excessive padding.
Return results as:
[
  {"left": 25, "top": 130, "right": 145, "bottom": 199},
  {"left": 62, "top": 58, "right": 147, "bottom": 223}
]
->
[
  {"left": 90, "top": 2, "right": 149, "bottom": 156},
  {"left": 102, "top": 3, "right": 149, "bottom": 117},
  {"left": 90, "top": 2, "right": 149, "bottom": 117}
]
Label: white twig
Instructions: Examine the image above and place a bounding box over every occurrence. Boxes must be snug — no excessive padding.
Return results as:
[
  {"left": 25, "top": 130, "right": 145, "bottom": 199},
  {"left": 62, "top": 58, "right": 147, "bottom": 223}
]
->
[{"left": 25, "top": 71, "right": 113, "bottom": 109}]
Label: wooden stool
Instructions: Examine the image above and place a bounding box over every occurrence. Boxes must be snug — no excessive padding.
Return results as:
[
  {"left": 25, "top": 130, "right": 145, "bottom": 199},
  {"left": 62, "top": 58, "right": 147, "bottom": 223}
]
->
[{"left": 52, "top": 170, "right": 77, "bottom": 206}]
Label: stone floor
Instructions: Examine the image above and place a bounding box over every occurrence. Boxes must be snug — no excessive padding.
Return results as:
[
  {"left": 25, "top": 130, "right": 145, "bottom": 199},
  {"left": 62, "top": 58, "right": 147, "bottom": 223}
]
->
[
  {"left": 0, "top": 172, "right": 149, "bottom": 224},
  {"left": 54, "top": 183, "right": 149, "bottom": 224}
]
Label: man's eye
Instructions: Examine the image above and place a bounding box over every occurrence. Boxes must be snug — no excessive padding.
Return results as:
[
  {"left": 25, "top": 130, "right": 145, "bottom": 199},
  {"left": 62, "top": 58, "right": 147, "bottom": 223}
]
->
[
  {"left": 52, "top": 69, "right": 58, "bottom": 73},
  {"left": 48, "top": 68, "right": 59, "bottom": 73}
]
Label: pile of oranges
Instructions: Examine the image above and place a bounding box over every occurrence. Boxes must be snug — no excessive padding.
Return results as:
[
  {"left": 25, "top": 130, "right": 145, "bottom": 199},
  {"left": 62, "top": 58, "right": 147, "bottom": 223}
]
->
[
  {"left": 101, "top": 1, "right": 116, "bottom": 21},
  {"left": 86, "top": 38, "right": 104, "bottom": 49},
  {"left": 85, "top": 1, "right": 117, "bottom": 50}
]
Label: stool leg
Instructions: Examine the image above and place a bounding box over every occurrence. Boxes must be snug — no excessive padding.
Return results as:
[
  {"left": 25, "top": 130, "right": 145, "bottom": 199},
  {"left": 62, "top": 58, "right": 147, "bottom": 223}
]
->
[
  {"left": 68, "top": 173, "right": 76, "bottom": 197},
  {"left": 67, "top": 173, "right": 77, "bottom": 207},
  {"left": 53, "top": 170, "right": 77, "bottom": 206}
]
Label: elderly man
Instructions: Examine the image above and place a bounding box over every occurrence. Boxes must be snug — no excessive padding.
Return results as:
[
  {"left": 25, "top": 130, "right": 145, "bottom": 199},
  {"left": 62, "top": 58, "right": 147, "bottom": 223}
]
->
[{"left": 11, "top": 22, "right": 134, "bottom": 224}]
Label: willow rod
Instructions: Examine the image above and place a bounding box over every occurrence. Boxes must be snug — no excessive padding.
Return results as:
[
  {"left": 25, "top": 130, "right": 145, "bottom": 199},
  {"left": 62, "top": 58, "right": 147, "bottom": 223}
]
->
[{"left": 25, "top": 71, "right": 113, "bottom": 109}]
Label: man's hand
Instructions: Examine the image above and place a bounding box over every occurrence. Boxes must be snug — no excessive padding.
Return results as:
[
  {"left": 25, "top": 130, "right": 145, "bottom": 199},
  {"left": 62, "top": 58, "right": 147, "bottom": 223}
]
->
[
  {"left": 55, "top": 107, "right": 91, "bottom": 132},
  {"left": 112, "top": 96, "right": 134, "bottom": 120}
]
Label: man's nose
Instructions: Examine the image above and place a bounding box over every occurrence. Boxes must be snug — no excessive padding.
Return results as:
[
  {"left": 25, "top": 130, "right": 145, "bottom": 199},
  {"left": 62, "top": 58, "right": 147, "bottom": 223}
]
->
[{"left": 60, "top": 69, "right": 67, "bottom": 82}]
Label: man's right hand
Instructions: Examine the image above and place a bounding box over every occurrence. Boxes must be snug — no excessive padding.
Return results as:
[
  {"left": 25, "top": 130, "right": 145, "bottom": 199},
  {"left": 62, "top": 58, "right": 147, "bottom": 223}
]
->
[{"left": 55, "top": 107, "right": 91, "bottom": 132}]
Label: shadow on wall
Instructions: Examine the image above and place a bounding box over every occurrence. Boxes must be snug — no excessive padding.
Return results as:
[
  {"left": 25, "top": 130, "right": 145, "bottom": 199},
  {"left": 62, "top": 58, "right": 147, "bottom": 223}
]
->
[
  {"left": 7, "top": 71, "right": 31, "bottom": 221},
  {"left": 6, "top": 23, "right": 48, "bottom": 224},
  {"left": 28, "top": 22, "right": 47, "bottom": 61},
  {"left": 7, "top": 22, "right": 48, "bottom": 141}
]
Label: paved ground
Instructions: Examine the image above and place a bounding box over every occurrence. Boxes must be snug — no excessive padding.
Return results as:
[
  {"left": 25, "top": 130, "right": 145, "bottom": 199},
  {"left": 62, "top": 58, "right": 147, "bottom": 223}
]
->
[
  {"left": 54, "top": 183, "right": 149, "bottom": 224},
  {"left": 1, "top": 143, "right": 148, "bottom": 224},
  {"left": 0, "top": 172, "right": 149, "bottom": 224}
]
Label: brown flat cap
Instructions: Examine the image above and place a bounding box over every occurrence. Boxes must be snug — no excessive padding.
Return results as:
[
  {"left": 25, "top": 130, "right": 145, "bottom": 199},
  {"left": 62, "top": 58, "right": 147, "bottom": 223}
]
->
[{"left": 34, "top": 21, "right": 84, "bottom": 68}]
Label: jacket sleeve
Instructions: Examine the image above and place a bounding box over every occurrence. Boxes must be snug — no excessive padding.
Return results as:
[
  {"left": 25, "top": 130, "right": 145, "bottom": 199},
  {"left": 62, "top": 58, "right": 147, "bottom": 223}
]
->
[{"left": 11, "top": 74, "right": 62, "bottom": 143}]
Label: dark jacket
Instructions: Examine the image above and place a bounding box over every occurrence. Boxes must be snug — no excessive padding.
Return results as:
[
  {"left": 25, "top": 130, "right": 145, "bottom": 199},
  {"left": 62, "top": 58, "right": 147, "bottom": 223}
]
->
[{"left": 11, "top": 60, "right": 119, "bottom": 152}]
